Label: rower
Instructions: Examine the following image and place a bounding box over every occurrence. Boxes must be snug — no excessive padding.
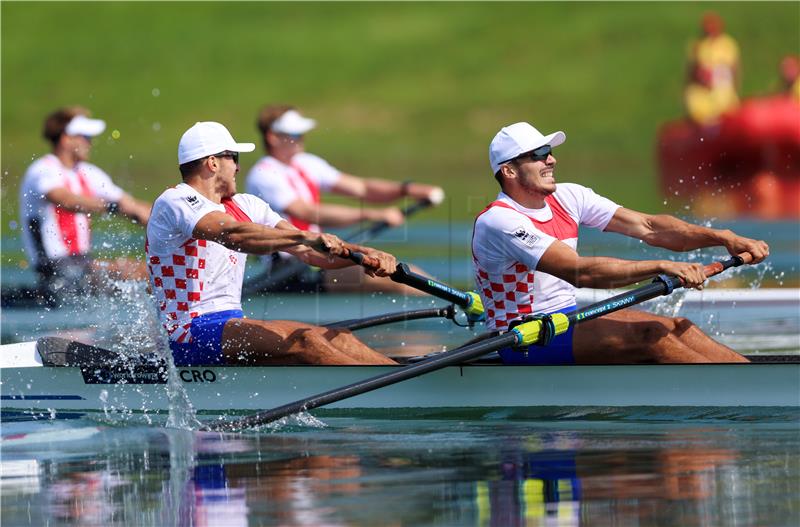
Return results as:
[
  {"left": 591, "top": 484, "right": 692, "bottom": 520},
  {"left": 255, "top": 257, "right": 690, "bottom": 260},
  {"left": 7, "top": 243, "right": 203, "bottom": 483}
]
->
[
  {"left": 146, "top": 121, "right": 396, "bottom": 366},
  {"left": 17, "top": 106, "right": 151, "bottom": 306},
  {"left": 472, "top": 121, "right": 769, "bottom": 364},
  {"left": 245, "top": 105, "right": 444, "bottom": 294}
]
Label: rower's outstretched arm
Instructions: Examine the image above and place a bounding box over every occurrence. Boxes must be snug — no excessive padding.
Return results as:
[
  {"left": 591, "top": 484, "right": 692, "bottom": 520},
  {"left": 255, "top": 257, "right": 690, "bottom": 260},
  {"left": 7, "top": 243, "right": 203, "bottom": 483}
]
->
[
  {"left": 46, "top": 188, "right": 150, "bottom": 225},
  {"left": 284, "top": 198, "right": 404, "bottom": 228},
  {"left": 332, "top": 173, "right": 444, "bottom": 204},
  {"left": 192, "top": 213, "right": 396, "bottom": 275},
  {"left": 604, "top": 207, "right": 769, "bottom": 263},
  {"left": 537, "top": 241, "right": 709, "bottom": 290},
  {"left": 193, "top": 212, "right": 327, "bottom": 255}
]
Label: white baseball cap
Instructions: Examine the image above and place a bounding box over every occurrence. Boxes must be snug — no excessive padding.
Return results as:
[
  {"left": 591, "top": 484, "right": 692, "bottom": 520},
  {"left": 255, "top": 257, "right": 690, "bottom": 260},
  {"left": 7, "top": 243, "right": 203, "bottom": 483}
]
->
[
  {"left": 489, "top": 122, "right": 566, "bottom": 173},
  {"left": 178, "top": 121, "right": 255, "bottom": 164},
  {"left": 65, "top": 115, "right": 106, "bottom": 137},
  {"left": 270, "top": 109, "right": 316, "bottom": 135}
]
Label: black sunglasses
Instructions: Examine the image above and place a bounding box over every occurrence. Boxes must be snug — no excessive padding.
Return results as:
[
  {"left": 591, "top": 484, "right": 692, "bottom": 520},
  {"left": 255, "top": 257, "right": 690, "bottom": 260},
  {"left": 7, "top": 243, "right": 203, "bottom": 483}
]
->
[
  {"left": 212, "top": 151, "right": 239, "bottom": 164},
  {"left": 515, "top": 144, "right": 552, "bottom": 163}
]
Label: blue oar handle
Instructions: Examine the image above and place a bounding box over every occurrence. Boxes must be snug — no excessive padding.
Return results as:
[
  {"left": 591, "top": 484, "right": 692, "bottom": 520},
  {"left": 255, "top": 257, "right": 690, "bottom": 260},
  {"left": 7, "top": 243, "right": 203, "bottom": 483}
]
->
[{"left": 346, "top": 249, "right": 366, "bottom": 266}]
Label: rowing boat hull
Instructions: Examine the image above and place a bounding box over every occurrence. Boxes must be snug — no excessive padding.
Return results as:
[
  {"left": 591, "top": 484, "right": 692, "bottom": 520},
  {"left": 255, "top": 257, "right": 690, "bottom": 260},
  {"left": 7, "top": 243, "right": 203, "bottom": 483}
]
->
[{"left": 1, "top": 342, "right": 798, "bottom": 415}]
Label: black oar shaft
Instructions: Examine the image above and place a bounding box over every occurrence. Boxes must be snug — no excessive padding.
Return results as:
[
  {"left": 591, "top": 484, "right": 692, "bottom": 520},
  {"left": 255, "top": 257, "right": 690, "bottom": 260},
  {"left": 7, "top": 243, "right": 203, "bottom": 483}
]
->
[
  {"left": 390, "top": 264, "right": 473, "bottom": 308},
  {"left": 326, "top": 306, "right": 454, "bottom": 331},
  {"left": 206, "top": 332, "right": 518, "bottom": 432}
]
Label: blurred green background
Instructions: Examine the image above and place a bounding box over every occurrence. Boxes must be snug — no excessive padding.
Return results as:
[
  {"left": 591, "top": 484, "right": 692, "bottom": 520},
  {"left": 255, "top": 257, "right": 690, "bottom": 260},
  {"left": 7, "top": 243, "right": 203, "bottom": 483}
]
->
[{"left": 2, "top": 1, "right": 798, "bottom": 237}]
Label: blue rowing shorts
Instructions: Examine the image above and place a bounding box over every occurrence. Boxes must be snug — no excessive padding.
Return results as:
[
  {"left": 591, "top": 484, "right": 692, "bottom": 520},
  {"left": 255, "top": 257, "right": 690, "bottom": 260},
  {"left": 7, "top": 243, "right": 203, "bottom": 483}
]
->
[
  {"left": 497, "top": 305, "right": 576, "bottom": 365},
  {"left": 169, "top": 309, "right": 243, "bottom": 366}
]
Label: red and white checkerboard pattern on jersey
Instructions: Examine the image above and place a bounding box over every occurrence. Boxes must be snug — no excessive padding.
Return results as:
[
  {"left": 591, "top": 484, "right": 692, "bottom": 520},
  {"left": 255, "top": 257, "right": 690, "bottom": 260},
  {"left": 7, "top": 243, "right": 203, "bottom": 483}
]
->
[
  {"left": 147, "top": 238, "right": 207, "bottom": 343},
  {"left": 475, "top": 264, "right": 535, "bottom": 331}
]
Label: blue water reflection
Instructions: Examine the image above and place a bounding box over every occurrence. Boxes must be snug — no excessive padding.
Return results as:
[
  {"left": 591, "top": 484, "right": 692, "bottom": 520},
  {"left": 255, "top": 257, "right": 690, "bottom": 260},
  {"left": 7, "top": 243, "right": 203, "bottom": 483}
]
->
[{"left": 1, "top": 416, "right": 798, "bottom": 526}]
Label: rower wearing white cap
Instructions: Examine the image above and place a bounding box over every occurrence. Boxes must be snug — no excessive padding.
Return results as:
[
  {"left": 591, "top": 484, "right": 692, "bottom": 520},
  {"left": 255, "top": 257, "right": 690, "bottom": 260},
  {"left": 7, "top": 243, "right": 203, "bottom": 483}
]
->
[
  {"left": 245, "top": 104, "right": 444, "bottom": 294},
  {"left": 146, "top": 121, "right": 397, "bottom": 366},
  {"left": 18, "top": 106, "right": 151, "bottom": 304},
  {"left": 472, "top": 121, "right": 769, "bottom": 364}
]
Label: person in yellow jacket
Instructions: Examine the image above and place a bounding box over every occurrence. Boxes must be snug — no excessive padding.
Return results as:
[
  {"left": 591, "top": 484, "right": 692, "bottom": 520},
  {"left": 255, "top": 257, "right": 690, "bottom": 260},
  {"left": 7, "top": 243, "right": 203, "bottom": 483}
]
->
[{"left": 684, "top": 12, "right": 740, "bottom": 126}]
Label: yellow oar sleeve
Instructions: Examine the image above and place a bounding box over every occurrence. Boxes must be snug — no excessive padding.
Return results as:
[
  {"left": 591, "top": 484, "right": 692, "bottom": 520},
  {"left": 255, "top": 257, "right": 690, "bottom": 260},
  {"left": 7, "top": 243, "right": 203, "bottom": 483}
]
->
[
  {"left": 465, "top": 291, "right": 484, "bottom": 317},
  {"left": 511, "top": 313, "right": 570, "bottom": 346}
]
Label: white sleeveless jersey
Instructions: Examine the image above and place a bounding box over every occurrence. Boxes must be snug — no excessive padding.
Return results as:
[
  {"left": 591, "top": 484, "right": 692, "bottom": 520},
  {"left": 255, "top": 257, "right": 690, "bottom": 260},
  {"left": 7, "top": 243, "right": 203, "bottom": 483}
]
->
[
  {"left": 145, "top": 183, "right": 283, "bottom": 343},
  {"left": 19, "top": 154, "right": 124, "bottom": 266},
  {"left": 472, "top": 184, "right": 619, "bottom": 331},
  {"left": 245, "top": 152, "right": 341, "bottom": 233}
]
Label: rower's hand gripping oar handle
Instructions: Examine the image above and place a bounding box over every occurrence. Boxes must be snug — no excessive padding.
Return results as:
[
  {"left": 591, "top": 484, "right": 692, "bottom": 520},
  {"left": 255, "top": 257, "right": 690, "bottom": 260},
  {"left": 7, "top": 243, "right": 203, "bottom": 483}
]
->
[
  {"left": 345, "top": 250, "right": 485, "bottom": 319},
  {"left": 653, "top": 252, "right": 752, "bottom": 293}
]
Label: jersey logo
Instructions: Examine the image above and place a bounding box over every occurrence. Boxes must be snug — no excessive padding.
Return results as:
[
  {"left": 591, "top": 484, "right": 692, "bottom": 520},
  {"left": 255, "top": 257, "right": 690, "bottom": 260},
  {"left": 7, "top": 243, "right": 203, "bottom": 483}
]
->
[
  {"left": 510, "top": 225, "right": 539, "bottom": 248},
  {"left": 184, "top": 195, "right": 202, "bottom": 210}
]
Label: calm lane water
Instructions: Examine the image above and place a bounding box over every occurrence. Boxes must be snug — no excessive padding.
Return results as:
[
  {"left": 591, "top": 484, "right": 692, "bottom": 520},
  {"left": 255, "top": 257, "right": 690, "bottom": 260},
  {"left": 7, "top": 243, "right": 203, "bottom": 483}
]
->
[{"left": 1, "top": 413, "right": 798, "bottom": 527}]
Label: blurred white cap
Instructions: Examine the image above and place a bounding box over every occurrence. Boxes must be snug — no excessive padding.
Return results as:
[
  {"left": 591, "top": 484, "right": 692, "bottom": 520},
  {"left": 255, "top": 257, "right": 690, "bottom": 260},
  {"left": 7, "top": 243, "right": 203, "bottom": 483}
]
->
[
  {"left": 270, "top": 110, "right": 316, "bottom": 135},
  {"left": 65, "top": 115, "right": 106, "bottom": 137}
]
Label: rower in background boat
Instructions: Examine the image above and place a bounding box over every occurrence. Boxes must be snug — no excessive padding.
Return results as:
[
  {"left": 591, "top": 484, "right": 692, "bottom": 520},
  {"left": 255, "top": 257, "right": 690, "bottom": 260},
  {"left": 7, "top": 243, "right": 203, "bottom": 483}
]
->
[
  {"left": 473, "top": 121, "right": 770, "bottom": 364},
  {"left": 244, "top": 105, "right": 444, "bottom": 295},
  {"left": 146, "top": 121, "right": 396, "bottom": 367},
  {"left": 14, "top": 106, "right": 151, "bottom": 307}
]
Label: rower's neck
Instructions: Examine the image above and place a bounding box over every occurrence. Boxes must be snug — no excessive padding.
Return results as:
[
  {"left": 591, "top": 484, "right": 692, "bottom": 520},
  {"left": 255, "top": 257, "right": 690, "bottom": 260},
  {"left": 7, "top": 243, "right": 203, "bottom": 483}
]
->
[
  {"left": 184, "top": 175, "right": 224, "bottom": 204},
  {"left": 504, "top": 187, "right": 547, "bottom": 210},
  {"left": 271, "top": 151, "right": 294, "bottom": 165},
  {"left": 53, "top": 149, "right": 77, "bottom": 169}
]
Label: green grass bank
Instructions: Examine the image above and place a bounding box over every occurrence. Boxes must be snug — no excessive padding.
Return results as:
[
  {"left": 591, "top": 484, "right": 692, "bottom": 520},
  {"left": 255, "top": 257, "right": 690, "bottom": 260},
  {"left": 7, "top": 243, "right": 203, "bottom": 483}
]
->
[{"left": 2, "top": 2, "right": 798, "bottom": 236}]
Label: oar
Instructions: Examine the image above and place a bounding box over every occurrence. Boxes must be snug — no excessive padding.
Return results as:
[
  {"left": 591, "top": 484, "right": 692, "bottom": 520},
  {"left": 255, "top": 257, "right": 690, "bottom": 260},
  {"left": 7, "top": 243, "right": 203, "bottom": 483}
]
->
[
  {"left": 344, "top": 250, "right": 484, "bottom": 320},
  {"left": 325, "top": 305, "right": 456, "bottom": 331},
  {"left": 204, "top": 252, "right": 752, "bottom": 432},
  {"left": 243, "top": 198, "right": 436, "bottom": 295}
]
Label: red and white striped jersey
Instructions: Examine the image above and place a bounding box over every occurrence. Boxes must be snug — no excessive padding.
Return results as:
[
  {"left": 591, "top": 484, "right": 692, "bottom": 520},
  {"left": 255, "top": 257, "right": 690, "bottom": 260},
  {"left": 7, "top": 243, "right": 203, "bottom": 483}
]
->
[
  {"left": 472, "top": 184, "right": 619, "bottom": 331},
  {"left": 19, "top": 154, "right": 124, "bottom": 266},
  {"left": 245, "top": 153, "right": 341, "bottom": 232},
  {"left": 146, "top": 184, "right": 283, "bottom": 343}
]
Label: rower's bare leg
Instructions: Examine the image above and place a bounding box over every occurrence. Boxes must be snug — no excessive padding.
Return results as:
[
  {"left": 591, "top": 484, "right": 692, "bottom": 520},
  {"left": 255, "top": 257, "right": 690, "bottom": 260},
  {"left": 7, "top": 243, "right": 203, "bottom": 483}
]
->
[
  {"left": 667, "top": 315, "right": 748, "bottom": 362},
  {"left": 220, "top": 318, "right": 396, "bottom": 366},
  {"left": 322, "top": 265, "right": 425, "bottom": 295},
  {"left": 572, "top": 310, "right": 748, "bottom": 364}
]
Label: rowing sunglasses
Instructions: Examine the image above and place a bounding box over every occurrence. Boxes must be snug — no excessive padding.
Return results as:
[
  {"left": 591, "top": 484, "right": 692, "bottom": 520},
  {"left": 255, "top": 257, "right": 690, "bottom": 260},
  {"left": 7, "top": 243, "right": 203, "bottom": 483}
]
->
[
  {"left": 277, "top": 132, "right": 304, "bottom": 141},
  {"left": 212, "top": 151, "right": 239, "bottom": 164},
  {"left": 515, "top": 144, "right": 552, "bottom": 163}
]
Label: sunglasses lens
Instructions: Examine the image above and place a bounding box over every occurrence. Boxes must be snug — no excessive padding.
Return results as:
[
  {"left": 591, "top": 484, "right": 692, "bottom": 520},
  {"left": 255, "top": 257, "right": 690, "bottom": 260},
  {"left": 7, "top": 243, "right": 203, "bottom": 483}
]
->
[{"left": 532, "top": 145, "right": 551, "bottom": 158}]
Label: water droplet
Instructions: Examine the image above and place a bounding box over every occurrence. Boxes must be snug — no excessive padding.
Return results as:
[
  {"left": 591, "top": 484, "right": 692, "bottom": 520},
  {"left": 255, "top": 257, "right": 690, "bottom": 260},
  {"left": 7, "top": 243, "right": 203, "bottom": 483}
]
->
[{"left": 152, "top": 88, "right": 160, "bottom": 97}]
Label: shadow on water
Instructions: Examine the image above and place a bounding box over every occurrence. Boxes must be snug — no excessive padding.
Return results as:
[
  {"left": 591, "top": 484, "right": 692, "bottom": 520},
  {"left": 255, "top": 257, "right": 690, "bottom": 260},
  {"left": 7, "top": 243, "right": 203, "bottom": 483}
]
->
[{"left": 1, "top": 414, "right": 798, "bottom": 526}]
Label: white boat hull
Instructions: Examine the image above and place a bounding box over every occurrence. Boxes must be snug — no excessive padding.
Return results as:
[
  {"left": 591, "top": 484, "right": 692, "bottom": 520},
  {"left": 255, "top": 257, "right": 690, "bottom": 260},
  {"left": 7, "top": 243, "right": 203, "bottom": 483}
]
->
[{"left": 1, "top": 341, "right": 798, "bottom": 415}]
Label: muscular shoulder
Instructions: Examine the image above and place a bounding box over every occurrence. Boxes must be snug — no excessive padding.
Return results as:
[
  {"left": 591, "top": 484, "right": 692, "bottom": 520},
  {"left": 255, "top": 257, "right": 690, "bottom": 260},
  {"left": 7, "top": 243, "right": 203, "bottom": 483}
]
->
[
  {"left": 231, "top": 193, "right": 271, "bottom": 216},
  {"left": 475, "top": 205, "right": 531, "bottom": 234},
  {"left": 247, "top": 156, "right": 284, "bottom": 177},
  {"left": 293, "top": 152, "right": 339, "bottom": 175},
  {"left": 554, "top": 183, "right": 620, "bottom": 228},
  {"left": 23, "top": 155, "right": 60, "bottom": 181},
  {"left": 231, "top": 193, "right": 284, "bottom": 228},
  {"left": 554, "top": 182, "right": 612, "bottom": 208},
  {"left": 152, "top": 185, "right": 207, "bottom": 217}
]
